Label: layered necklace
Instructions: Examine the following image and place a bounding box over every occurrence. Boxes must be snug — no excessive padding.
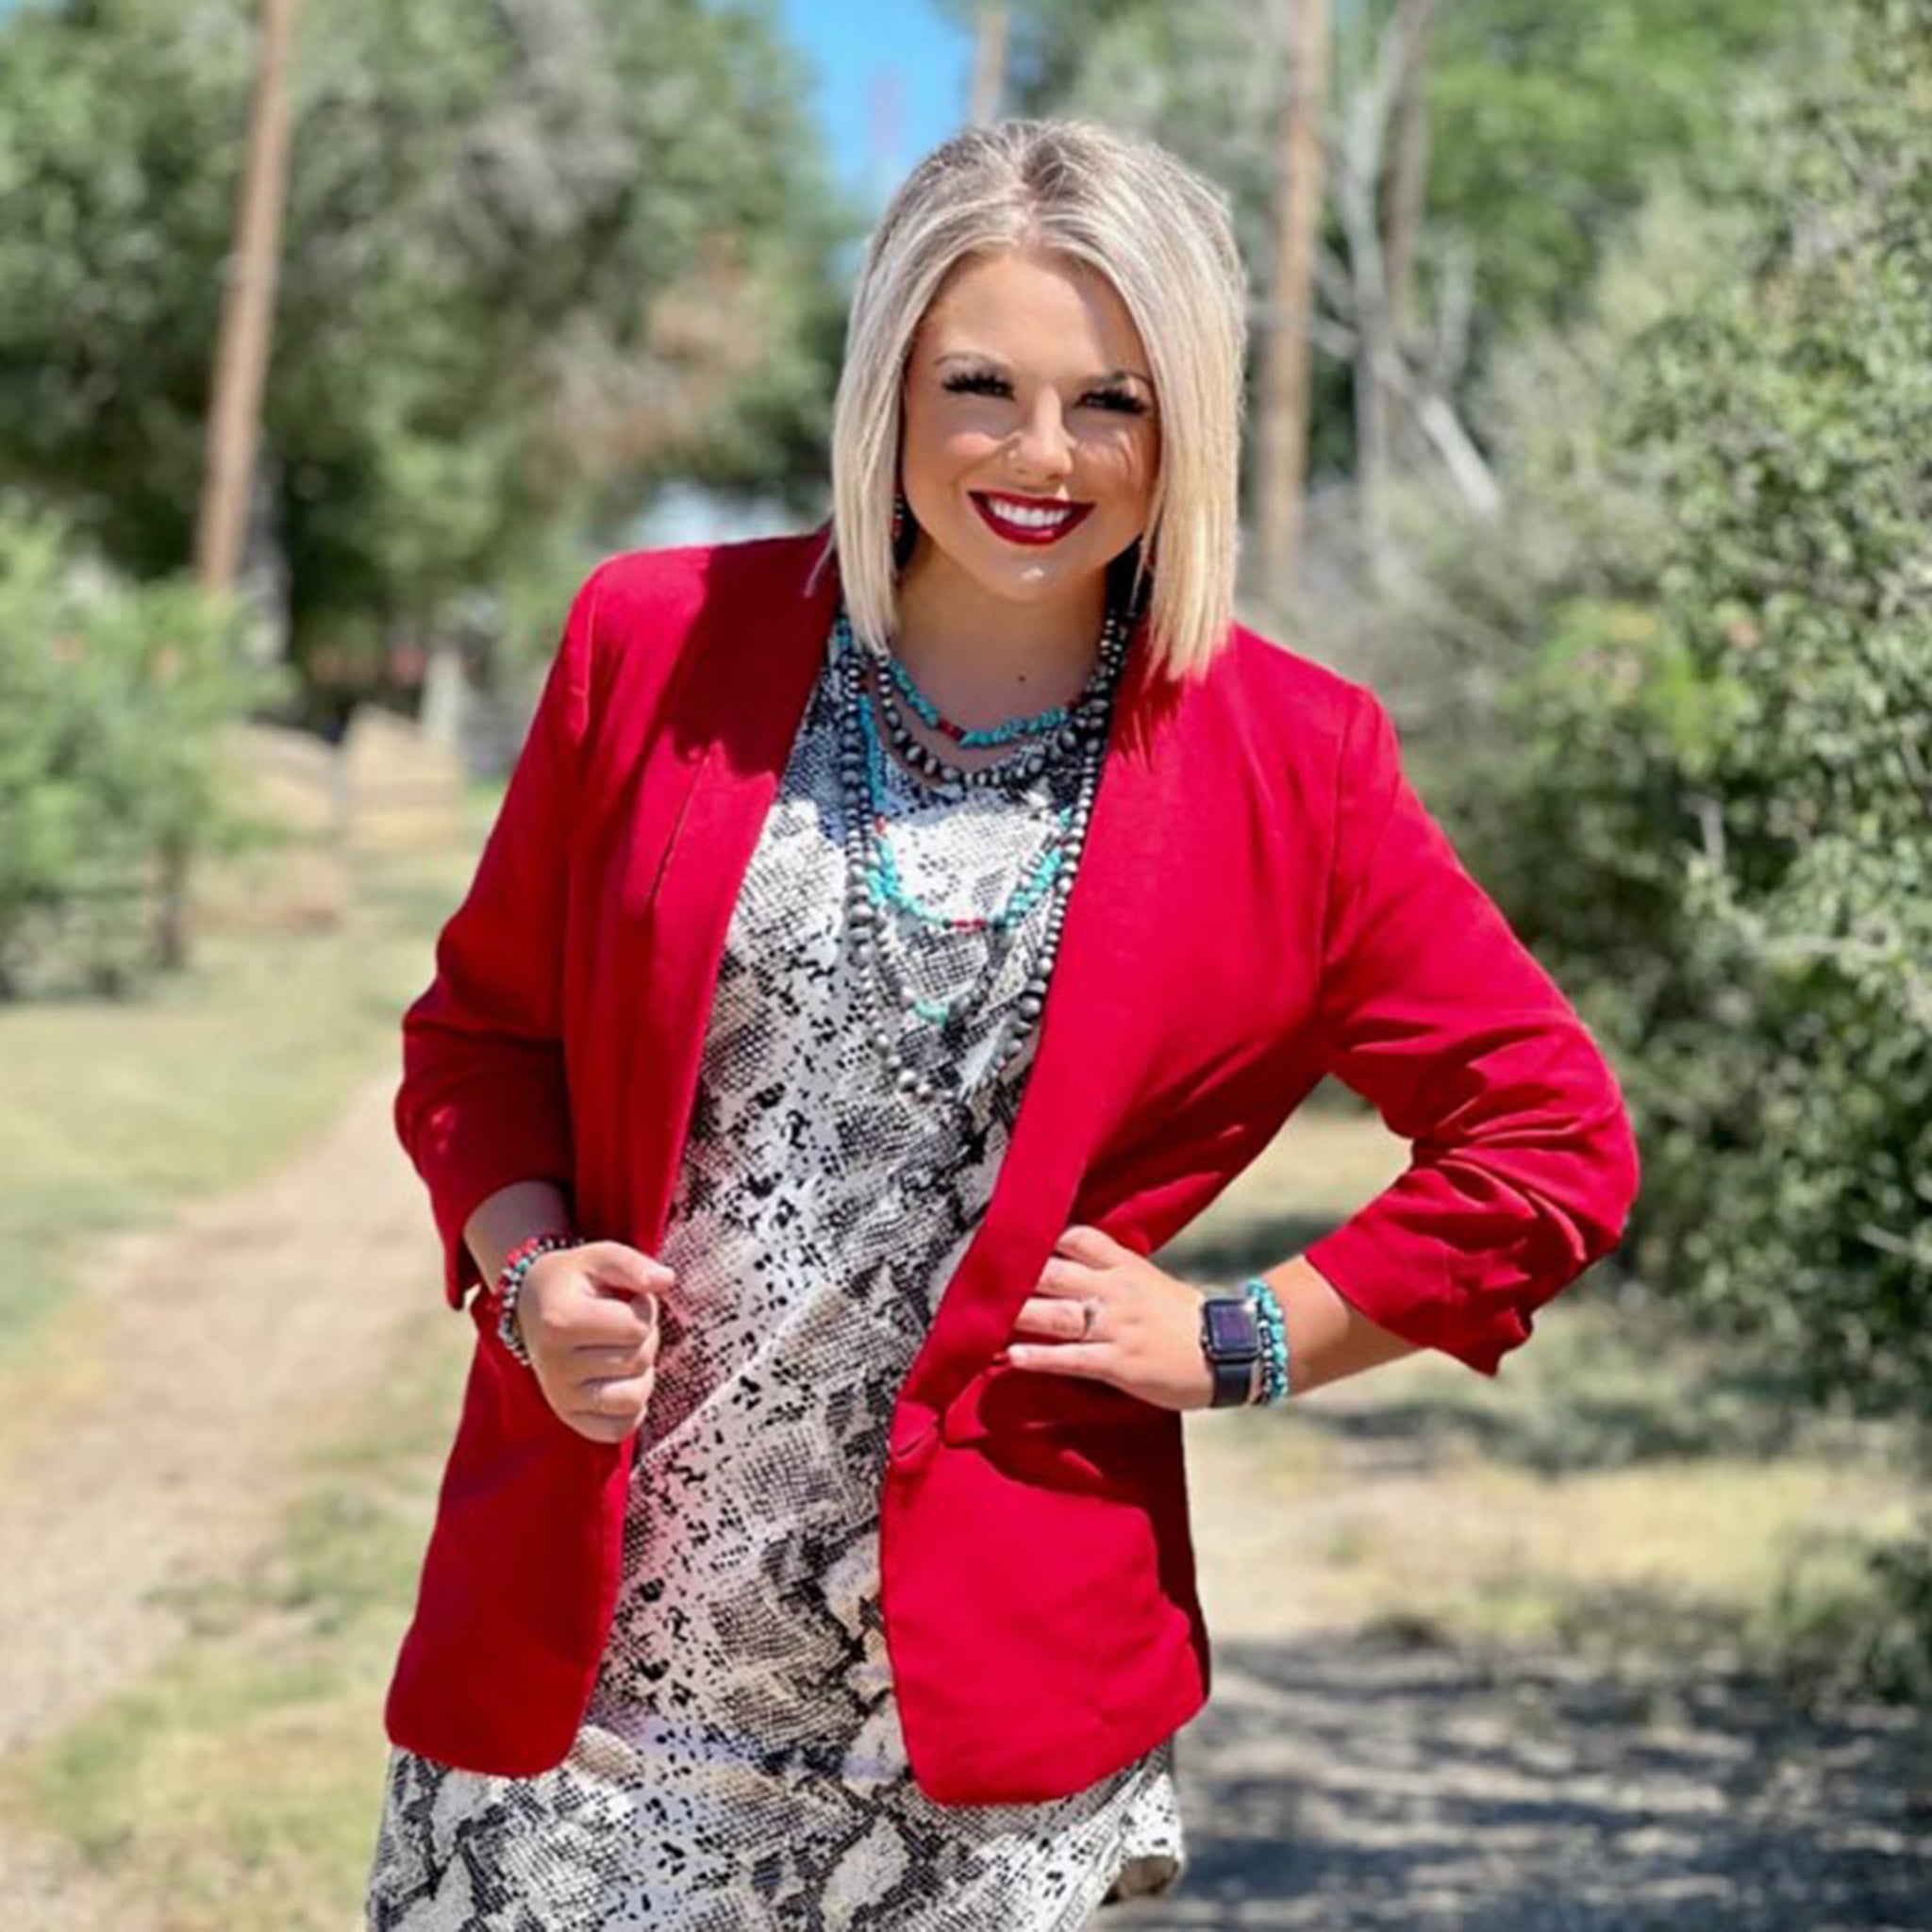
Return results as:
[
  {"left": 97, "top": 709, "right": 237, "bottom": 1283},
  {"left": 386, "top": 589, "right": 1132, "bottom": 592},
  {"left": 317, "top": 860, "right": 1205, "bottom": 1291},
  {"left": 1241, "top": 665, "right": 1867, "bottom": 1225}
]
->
[{"left": 830, "top": 602, "right": 1132, "bottom": 1106}]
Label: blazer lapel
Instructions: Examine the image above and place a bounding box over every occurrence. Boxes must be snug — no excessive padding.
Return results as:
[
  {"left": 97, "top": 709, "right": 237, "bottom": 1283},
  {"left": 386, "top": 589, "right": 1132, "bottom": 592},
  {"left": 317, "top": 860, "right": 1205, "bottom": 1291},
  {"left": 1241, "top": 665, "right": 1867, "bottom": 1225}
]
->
[
  {"left": 908, "top": 623, "right": 1188, "bottom": 1400},
  {"left": 624, "top": 539, "right": 839, "bottom": 1255}
]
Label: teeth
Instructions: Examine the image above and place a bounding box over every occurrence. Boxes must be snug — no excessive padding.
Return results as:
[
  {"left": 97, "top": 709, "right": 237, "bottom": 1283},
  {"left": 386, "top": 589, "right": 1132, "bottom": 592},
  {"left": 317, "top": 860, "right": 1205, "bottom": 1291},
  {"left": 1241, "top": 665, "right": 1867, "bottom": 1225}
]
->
[{"left": 985, "top": 498, "right": 1077, "bottom": 529}]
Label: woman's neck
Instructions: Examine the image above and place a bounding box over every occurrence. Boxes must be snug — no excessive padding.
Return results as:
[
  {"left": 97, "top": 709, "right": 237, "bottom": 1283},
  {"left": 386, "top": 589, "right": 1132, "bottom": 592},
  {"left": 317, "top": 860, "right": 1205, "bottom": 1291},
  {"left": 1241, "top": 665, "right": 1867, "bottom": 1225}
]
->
[{"left": 889, "top": 551, "right": 1109, "bottom": 727}]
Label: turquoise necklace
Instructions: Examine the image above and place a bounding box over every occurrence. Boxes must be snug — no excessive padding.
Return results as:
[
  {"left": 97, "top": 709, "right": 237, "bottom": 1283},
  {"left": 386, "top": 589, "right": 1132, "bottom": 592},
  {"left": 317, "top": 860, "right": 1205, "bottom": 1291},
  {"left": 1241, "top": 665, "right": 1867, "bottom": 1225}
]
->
[
  {"left": 881, "top": 651, "right": 1074, "bottom": 748},
  {"left": 831, "top": 606, "right": 1131, "bottom": 1103},
  {"left": 866, "top": 620, "right": 1113, "bottom": 794},
  {"left": 855, "top": 667, "right": 1074, "bottom": 939}
]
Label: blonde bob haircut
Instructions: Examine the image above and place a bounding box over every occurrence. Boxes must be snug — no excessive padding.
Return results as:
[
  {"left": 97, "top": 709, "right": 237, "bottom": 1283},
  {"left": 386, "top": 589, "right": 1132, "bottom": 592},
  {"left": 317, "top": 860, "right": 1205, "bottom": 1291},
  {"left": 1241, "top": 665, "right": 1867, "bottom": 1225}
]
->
[{"left": 820, "top": 117, "right": 1248, "bottom": 686}]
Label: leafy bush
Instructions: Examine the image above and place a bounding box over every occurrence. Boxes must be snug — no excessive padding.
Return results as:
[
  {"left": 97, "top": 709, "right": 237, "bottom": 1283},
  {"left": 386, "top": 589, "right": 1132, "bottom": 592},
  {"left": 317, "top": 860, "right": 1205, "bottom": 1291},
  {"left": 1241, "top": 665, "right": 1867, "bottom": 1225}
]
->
[
  {"left": 0, "top": 504, "right": 279, "bottom": 994},
  {"left": 1387, "top": 1, "right": 1931, "bottom": 1427},
  {"left": 0, "top": 0, "right": 850, "bottom": 675},
  {"left": 1760, "top": 1518, "right": 1932, "bottom": 1710}
]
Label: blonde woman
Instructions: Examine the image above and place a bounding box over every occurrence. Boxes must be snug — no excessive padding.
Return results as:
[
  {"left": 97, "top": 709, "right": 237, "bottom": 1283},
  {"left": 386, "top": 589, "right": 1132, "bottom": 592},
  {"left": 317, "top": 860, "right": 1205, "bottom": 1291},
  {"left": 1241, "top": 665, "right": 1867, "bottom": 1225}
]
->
[{"left": 366, "top": 118, "right": 1638, "bottom": 1928}]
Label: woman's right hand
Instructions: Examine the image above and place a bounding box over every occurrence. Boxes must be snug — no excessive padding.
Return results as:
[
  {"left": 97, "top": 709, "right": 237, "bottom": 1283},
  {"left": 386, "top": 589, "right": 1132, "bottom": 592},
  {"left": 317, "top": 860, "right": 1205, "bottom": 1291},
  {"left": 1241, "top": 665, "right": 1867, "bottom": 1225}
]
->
[{"left": 515, "top": 1240, "right": 673, "bottom": 1444}]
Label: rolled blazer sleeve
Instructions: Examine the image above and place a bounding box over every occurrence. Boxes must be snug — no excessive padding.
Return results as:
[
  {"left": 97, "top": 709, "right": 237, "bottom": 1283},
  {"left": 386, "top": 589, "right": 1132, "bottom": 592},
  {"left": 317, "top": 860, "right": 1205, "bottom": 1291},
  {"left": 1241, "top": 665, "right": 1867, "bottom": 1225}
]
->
[
  {"left": 1301, "top": 687, "right": 1641, "bottom": 1374},
  {"left": 393, "top": 567, "right": 603, "bottom": 1309}
]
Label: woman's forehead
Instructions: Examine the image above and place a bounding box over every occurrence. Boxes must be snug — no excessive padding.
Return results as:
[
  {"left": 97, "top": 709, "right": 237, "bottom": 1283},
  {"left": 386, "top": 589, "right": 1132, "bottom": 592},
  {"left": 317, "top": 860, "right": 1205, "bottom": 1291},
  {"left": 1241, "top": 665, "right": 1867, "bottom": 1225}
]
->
[{"left": 911, "top": 248, "right": 1150, "bottom": 376}]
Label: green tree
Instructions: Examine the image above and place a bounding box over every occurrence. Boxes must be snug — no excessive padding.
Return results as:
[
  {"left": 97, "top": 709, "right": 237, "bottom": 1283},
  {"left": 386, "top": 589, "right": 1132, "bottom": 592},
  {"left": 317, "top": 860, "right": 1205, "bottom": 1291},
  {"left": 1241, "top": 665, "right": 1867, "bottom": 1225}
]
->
[
  {"left": 0, "top": 0, "right": 853, "bottom": 676},
  {"left": 973, "top": 0, "right": 1825, "bottom": 480},
  {"left": 0, "top": 501, "right": 278, "bottom": 994},
  {"left": 1399, "top": 0, "right": 1932, "bottom": 1423}
]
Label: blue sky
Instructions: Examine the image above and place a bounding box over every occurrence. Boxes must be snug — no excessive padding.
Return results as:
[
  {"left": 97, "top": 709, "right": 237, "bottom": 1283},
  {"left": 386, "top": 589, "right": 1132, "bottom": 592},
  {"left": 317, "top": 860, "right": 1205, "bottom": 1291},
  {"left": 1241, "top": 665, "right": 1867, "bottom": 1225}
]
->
[{"left": 774, "top": 0, "right": 976, "bottom": 208}]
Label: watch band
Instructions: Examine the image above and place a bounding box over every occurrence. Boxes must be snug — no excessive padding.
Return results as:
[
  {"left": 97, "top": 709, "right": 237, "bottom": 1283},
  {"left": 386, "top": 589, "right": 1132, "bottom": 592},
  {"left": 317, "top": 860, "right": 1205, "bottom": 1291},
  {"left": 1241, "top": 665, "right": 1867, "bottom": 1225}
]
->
[{"left": 1198, "top": 1294, "right": 1260, "bottom": 1408}]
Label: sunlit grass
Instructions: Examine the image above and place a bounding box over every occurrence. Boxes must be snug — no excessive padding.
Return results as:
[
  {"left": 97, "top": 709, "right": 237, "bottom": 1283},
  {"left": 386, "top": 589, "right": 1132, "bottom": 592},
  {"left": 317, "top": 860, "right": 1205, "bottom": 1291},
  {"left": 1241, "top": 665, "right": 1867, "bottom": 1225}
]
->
[{"left": 0, "top": 798, "right": 488, "bottom": 1378}]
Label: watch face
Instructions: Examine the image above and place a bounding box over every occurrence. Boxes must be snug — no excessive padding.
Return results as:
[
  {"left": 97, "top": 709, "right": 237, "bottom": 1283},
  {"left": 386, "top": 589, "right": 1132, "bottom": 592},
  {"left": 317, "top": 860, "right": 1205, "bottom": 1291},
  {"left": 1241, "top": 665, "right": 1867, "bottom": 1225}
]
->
[{"left": 1203, "top": 1298, "right": 1258, "bottom": 1358}]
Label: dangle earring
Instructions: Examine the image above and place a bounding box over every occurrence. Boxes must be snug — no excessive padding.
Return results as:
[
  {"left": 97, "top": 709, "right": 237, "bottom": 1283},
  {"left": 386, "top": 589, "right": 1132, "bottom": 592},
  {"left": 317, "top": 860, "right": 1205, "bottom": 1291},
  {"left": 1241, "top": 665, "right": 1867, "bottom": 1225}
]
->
[
  {"left": 891, "top": 489, "right": 918, "bottom": 570},
  {"left": 1109, "top": 538, "right": 1156, "bottom": 634}
]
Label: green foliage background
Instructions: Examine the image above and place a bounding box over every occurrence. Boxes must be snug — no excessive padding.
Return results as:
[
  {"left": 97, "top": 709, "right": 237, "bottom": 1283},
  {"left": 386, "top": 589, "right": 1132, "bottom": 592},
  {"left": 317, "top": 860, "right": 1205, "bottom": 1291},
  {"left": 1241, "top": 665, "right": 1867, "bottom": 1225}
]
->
[
  {"left": 1386, "top": 0, "right": 1932, "bottom": 1426},
  {"left": 0, "top": 503, "right": 280, "bottom": 994},
  {"left": 0, "top": 0, "right": 853, "bottom": 989},
  {"left": 0, "top": 0, "right": 853, "bottom": 671}
]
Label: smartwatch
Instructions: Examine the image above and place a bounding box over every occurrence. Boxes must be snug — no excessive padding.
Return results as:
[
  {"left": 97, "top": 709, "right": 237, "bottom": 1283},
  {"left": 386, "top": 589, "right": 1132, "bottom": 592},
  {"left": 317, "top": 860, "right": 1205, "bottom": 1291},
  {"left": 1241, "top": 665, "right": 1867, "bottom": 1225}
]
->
[{"left": 1198, "top": 1294, "right": 1260, "bottom": 1407}]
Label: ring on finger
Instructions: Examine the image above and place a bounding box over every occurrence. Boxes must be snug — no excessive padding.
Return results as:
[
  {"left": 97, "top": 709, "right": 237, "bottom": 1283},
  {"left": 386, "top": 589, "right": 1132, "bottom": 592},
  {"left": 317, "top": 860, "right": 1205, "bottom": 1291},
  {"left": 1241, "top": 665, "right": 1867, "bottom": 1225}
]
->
[{"left": 1079, "top": 1295, "right": 1101, "bottom": 1341}]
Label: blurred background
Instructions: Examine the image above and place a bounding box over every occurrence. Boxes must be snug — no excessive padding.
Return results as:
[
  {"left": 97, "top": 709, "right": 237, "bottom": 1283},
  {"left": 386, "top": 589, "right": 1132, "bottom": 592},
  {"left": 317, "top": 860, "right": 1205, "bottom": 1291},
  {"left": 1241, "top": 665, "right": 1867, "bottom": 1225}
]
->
[{"left": 0, "top": 1, "right": 1925, "bottom": 1925}]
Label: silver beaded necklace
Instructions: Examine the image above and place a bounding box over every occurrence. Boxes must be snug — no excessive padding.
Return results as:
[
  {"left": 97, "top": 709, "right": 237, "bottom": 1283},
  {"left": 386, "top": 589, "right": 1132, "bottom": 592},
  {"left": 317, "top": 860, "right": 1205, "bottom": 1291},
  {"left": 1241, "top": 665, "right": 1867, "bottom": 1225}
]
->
[{"left": 831, "top": 605, "right": 1132, "bottom": 1106}]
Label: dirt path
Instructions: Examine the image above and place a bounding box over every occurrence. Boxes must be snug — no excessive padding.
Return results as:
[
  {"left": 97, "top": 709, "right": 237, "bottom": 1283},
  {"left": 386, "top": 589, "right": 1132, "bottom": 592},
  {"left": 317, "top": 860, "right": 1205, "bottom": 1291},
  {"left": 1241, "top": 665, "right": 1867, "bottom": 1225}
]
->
[
  {"left": 0, "top": 1069, "right": 431, "bottom": 1924},
  {"left": 1107, "top": 1625, "right": 1928, "bottom": 1929},
  {"left": 1123, "top": 1440, "right": 1931, "bottom": 1930}
]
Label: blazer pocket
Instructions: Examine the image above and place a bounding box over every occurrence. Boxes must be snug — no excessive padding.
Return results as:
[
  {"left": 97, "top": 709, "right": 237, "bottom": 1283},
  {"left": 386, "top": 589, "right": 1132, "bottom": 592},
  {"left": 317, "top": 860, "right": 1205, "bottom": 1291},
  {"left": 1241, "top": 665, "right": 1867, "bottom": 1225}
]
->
[
  {"left": 943, "top": 1362, "right": 1168, "bottom": 1507},
  {"left": 939, "top": 1358, "right": 1153, "bottom": 1440}
]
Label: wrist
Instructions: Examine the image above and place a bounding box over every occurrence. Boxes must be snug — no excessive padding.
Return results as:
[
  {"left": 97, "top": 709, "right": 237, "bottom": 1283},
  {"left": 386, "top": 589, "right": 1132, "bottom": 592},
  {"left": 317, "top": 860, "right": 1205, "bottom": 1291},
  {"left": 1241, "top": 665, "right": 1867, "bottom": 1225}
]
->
[
  {"left": 492, "top": 1229, "right": 581, "bottom": 1369},
  {"left": 1241, "top": 1274, "right": 1292, "bottom": 1405},
  {"left": 1197, "top": 1291, "right": 1262, "bottom": 1408},
  {"left": 464, "top": 1180, "right": 577, "bottom": 1300}
]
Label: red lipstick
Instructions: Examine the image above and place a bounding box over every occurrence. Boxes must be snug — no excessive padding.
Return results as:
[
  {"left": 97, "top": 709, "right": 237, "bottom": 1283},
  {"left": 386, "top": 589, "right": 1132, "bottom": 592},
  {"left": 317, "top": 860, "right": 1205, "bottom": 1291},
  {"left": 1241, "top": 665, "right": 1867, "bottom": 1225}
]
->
[{"left": 970, "top": 492, "right": 1093, "bottom": 547}]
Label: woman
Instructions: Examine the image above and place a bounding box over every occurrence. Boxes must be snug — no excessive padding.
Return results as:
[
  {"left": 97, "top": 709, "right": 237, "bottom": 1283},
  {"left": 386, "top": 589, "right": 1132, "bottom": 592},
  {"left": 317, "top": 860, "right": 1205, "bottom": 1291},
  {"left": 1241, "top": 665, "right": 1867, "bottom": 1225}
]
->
[{"left": 366, "top": 118, "right": 1639, "bottom": 1927}]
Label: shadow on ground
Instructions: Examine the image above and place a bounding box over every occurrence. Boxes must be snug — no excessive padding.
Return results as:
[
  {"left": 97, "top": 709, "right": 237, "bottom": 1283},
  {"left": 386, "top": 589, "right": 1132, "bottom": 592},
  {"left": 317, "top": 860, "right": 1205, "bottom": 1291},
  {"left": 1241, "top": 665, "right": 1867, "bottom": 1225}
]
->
[{"left": 1102, "top": 1630, "right": 1931, "bottom": 1930}]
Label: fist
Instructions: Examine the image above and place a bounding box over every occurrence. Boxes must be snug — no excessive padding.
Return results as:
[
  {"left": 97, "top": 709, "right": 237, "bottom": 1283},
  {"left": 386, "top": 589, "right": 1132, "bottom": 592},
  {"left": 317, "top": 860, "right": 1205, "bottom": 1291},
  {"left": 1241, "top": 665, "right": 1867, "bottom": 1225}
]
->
[{"left": 516, "top": 1239, "right": 672, "bottom": 1444}]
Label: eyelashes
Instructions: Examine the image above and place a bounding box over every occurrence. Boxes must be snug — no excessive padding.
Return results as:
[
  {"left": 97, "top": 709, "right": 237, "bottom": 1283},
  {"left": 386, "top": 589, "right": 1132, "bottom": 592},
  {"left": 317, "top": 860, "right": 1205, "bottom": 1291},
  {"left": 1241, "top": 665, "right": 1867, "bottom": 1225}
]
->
[
  {"left": 941, "top": 370, "right": 1010, "bottom": 399},
  {"left": 939, "top": 370, "right": 1151, "bottom": 417}
]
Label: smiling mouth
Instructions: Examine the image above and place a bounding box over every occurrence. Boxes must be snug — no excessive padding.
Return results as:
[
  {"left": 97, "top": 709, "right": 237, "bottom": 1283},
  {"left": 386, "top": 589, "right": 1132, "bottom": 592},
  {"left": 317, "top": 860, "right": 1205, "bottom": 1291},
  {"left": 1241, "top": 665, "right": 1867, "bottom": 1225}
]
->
[{"left": 970, "top": 492, "right": 1093, "bottom": 547}]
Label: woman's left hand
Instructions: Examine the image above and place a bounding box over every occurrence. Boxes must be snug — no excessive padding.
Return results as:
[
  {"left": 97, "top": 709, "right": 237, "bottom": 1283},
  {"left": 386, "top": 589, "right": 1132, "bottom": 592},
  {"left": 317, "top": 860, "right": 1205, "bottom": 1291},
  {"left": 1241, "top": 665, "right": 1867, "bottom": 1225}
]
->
[{"left": 998, "top": 1224, "right": 1215, "bottom": 1413}]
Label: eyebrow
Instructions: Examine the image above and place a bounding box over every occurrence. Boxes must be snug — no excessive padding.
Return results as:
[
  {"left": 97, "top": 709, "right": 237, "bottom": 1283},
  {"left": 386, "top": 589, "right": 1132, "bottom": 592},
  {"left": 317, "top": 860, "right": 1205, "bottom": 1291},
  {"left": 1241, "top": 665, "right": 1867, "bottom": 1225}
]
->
[{"left": 933, "top": 351, "right": 1153, "bottom": 388}]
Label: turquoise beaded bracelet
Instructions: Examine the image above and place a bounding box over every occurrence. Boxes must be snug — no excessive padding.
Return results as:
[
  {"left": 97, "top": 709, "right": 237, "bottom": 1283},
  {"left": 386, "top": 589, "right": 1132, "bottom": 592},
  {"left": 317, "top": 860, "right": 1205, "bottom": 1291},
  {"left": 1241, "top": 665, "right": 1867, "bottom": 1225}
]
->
[{"left": 1241, "top": 1275, "right": 1292, "bottom": 1404}]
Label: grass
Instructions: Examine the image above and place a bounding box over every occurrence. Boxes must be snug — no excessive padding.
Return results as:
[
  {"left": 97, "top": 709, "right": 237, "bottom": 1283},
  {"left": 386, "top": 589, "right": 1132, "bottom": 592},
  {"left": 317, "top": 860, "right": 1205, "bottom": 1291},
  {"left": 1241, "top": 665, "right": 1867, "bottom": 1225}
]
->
[
  {"left": 7, "top": 1292, "right": 465, "bottom": 1928},
  {"left": 0, "top": 793, "right": 486, "bottom": 1385}
]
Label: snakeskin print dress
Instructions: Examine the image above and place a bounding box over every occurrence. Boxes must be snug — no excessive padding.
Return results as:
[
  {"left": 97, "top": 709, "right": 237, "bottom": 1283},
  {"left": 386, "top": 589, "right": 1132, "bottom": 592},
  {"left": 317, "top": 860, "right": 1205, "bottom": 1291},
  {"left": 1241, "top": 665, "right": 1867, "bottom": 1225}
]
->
[{"left": 365, "top": 617, "right": 1187, "bottom": 1929}]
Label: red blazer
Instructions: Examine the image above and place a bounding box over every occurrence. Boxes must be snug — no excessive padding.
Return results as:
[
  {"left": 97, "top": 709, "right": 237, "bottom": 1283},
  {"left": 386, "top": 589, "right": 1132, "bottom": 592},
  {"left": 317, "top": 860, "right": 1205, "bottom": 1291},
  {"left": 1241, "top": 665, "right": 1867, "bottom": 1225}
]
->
[{"left": 386, "top": 530, "right": 1639, "bottom": 1805}]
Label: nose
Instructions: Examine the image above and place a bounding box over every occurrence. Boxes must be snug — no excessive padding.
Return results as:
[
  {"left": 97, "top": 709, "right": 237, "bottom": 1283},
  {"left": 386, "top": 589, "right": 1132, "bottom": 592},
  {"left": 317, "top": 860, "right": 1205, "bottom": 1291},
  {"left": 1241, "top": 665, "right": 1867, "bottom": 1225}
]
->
[{"left": 1007, "top": 393, "right": 1074, "bottom": 486}]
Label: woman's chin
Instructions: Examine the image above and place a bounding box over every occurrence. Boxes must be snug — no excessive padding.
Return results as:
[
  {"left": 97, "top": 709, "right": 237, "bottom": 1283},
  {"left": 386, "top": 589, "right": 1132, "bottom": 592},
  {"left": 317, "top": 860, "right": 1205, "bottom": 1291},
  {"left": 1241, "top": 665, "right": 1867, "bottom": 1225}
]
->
[{"left": 962, "top": 541, "right": 1103, "bottom": 601}]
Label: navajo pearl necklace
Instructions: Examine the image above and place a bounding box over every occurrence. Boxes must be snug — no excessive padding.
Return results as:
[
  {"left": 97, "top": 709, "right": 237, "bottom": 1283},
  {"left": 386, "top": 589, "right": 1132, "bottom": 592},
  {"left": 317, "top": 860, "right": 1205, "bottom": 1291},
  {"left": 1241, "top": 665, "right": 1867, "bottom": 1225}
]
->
[
  {"left": 831, "top": 607, "right": 1130, "bottom": 1104},
  {"left": 864, "top": 624, "right": 1116, "bottom": 795}
]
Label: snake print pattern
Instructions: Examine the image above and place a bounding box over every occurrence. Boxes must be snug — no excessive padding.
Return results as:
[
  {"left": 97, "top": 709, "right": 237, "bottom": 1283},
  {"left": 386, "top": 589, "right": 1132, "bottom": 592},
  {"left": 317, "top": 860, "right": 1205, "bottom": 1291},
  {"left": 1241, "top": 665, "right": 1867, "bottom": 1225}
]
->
[{"left": 365, "top": 622, "right": 1186, "bottom": 1928}]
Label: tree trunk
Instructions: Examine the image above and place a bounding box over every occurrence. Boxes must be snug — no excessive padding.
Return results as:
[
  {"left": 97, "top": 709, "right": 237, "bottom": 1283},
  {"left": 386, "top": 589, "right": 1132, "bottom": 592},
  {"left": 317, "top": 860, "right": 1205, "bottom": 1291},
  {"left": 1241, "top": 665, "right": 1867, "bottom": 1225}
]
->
[
  {"left": 1339, "top": 0, "right": 1437, "bottom": 590},
  {"left": 194, "top": 0, "right": 300, "bottom": 597},
  {"left": 970, "top": 5, "right": 1008, "bottom": 125},
  {"left": 1254, "top": 0, "right": 1331, "bottom": 615},
  {"left": 1384, "top": 0, "right": 1436, "bottom": 369},
  {"left": 175, "top": 0, "right": 300, "bottom": 974}
]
